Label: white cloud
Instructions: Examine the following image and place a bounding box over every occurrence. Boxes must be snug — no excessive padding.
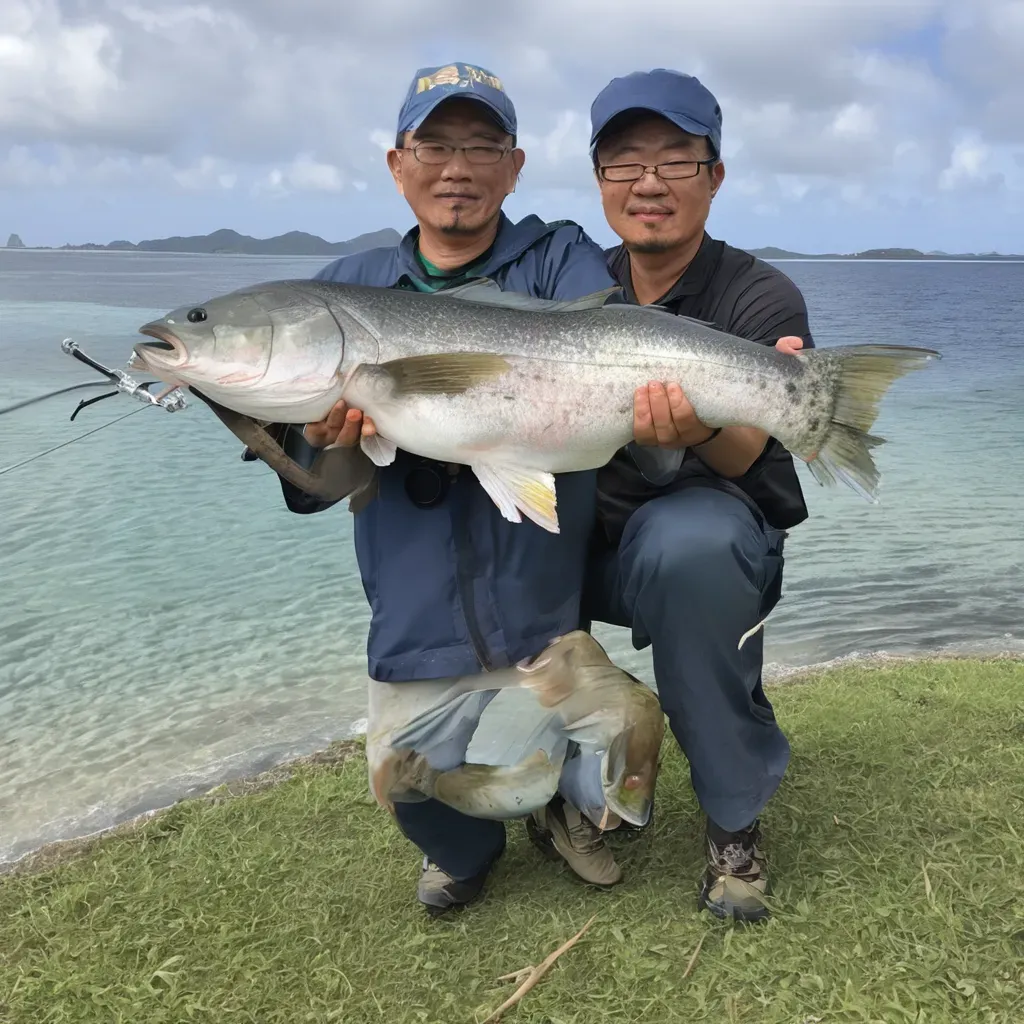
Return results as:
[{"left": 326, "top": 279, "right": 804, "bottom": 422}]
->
[
  {"left": 938, "top": 136, "right": 993, "bottom": 190},
  {"left": 0, "top": 0, "right": 1021, "bottom": 239},
  {"left": 369, "top": 130, "right": 393, "bottom": 153},
  {"left": 252, "top": 155, "right": 346, "bottom": 197},
  {"left": 171, "top": 156, "right": 237, "bottom": 191},
  {"left": 829, "top": 102, "right": 877, "bottom": 140}
]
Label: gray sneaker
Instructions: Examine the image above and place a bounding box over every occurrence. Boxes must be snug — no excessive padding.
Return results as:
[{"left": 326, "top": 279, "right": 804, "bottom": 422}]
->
[
  {"left": 697, "top": 817, "right": 771, "bottom": 923},
  {"left": 526, "top": 795, "right": 623, "bottom": 887},
  {"left": 417, "top": 853, "right": 498, "bottom": 917}
]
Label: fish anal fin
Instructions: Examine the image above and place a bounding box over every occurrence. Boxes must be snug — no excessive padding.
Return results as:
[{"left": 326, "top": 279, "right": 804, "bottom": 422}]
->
[
  {"left": 378, "top": 352, "right": 511, "bottom": 395},
  {"left": 473, "top": 462, "right": 559, "bottom": 533}
]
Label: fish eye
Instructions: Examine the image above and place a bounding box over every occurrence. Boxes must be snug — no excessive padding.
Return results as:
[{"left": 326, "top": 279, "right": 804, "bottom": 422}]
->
[{"left": 187, "top": 307, "right": 208, "bottom": 323}]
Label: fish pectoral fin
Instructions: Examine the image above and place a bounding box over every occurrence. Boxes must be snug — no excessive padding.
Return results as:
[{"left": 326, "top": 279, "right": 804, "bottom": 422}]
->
[
  {"left": 359, "top": 433, "right": 397, "bottom": 467},
  {"left": 378, "top": 352, "right": 511, "bottom": 395},
  {"left": 472, "top": 462, "right": 559, "bottom": 533}
]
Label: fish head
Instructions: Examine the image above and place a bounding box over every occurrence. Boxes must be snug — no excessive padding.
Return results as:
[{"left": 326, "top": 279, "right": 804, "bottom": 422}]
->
[
  {"left": 600, "top": 685, "right": 665, "bottom": 827},
  {"left": 132, "top": 281, "right": 348, "bottom": 414},
  {"left": 515, "top": 630, "right": 622, "bottom": 707}
]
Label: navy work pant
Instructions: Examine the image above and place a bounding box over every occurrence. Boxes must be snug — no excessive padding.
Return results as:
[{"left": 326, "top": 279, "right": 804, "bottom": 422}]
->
[{"left": 392, "top": 485, "right": 791, "bottom": 879}]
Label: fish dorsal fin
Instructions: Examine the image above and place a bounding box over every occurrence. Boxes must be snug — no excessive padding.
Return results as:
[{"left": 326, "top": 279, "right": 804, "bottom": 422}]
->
[
  {"left": 675, "top": 313, "right": 720, "bottom": 330},
  {"left": 598, "top": 303, "right": 721, "bottom": 331},
  {"left": 439, "top": 277, "right": 624, "bottom": 312}
]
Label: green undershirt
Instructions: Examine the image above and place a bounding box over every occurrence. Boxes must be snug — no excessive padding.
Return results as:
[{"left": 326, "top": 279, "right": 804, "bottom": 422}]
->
[{"left": 405, "top": 244, "right": 494, "bottom": 292}]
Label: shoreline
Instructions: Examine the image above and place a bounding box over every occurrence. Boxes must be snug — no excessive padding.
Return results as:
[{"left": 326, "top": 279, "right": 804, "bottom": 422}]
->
[
  {"left": 3, "top": 648, "right": 1020, "bottom": 882},
  {"left": 6, "top": 248, "right": 1024, "bottom": 263}
]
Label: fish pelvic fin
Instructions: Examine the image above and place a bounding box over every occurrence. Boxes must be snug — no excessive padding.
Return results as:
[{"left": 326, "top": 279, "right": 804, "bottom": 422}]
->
[
  {"left": 798, "top": 344, "right": 939, "bottom": 502},
  {"left": 473, "top": 462, "right": 559, "bottom": 533},
  {"left": 358, "top": 433, "right": 397, "bottom": 467},
  {"left": 378, "top": 352, "right": 511, "bottom": 395}
]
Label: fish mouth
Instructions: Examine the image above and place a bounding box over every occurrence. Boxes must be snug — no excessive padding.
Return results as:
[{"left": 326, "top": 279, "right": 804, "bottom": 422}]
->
[{"left": 132, "top": 324, "right": 185, "bottom": 366}]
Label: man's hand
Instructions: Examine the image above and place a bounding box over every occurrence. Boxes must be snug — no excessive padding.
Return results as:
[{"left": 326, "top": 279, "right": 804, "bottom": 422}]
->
[
  {"left": 775, "top": 336, "right": 804, "bottom": 356},
  {"left": 632, "top": 335, "right": 804, "bottom": 448},
  {"left": 303, "top": 400, "right": 377, "bottom": 448}
]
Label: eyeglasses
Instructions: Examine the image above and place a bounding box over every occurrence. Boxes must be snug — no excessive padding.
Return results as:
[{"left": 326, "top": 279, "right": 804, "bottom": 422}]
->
[
  {"left": 402, "top": 141, "right": 511, "bottom": 165},
  {"left": 598, "top": 158, "right": 718, "bottom": 182}
]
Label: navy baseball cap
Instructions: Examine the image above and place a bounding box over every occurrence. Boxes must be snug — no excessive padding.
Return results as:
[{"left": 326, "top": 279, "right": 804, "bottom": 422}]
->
[
  {"left": 589, "top": 69, "right": 722, "bottom": 157},
  {"left": 396, "top": 62, "right": 517, "bottom": 138}
]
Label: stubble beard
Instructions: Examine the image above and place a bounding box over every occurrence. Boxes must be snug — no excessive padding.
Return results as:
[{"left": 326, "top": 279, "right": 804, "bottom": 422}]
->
[{"left": 627, "top": 237, "right": 678, "bottom": 255}]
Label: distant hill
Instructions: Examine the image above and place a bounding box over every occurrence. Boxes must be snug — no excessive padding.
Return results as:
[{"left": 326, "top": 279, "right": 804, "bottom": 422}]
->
[
  {"left": 749, "top": 246, "right": 1024, "bottom": 261},
  {"left": 47, "top": 227, "right": 403, "bottom": 256},
  {"left": 6, "top": 228, "right": 1020, "bottom": 260}
]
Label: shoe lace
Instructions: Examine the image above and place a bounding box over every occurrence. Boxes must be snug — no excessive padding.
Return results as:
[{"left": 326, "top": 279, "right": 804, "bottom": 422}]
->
[
  {"left": 566, "top": 813, "right": 605, "bottom": 855},
  {"left": 709, "top": 836, "right": 761, "bottom": 880},
  {"left": 422, "top": 857, "right": 451, "bottom": 880}
]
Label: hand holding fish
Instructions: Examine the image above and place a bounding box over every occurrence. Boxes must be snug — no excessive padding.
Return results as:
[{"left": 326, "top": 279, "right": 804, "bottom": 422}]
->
[
  {"left": 303, "top": 400, "right": 377, "bottom": 448},
  {"left": 633, "top": 335, "right": 805, "bottom": 450}
]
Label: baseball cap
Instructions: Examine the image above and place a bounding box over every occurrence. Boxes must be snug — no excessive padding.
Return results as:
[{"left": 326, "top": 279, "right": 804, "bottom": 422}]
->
[
  {"left": 396, "top": 62, "right": 517, "bottom": 138},
  {"left": 589, "top": 69, "right": 722, "bottom": 158}
]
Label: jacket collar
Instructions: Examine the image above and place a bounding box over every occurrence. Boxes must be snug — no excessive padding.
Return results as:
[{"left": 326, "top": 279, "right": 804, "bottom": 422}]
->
[{"left": 393, "top": 211, "right": 560, "bottom": 285}]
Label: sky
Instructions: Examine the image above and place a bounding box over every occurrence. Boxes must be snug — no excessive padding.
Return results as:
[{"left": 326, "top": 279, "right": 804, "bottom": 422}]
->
[{"left": 1, "top": 0, "right": 1022, "bottom": 253}]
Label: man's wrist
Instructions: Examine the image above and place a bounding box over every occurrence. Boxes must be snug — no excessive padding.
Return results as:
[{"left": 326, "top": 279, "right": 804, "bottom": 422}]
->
[{"left": 690, "top": 426, "right": 722, "bottom": 449}]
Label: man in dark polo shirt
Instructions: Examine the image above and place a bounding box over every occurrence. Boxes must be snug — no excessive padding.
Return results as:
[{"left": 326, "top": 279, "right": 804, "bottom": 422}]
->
[{"left": 529, "top": 68, "right": 814, "bottom": 924}]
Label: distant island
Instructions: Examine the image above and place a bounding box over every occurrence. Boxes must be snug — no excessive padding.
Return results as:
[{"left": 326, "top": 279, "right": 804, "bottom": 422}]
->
[
  {"left": 3, "top": 229, "right": 1021, "bottom": 260},
  {"left": 4, "top": 227, "right": 402, "bottom": 257},
  {"left": 748, "top": 246, "right": 1024, "bottom": 261}
]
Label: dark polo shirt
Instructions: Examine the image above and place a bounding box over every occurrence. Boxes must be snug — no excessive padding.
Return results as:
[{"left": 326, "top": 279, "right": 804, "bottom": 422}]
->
[{"left": 596, "top": 232, "right": 815, "bottom": 544}]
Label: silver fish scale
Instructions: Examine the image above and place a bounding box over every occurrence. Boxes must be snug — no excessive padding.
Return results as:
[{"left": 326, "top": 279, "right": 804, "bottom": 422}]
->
[{"left": 301, "top": 279, "right": 831, "bottom": 453}]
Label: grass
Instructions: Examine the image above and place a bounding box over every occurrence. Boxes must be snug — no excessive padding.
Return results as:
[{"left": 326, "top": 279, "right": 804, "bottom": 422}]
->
[{"left": 1, "top": 657, "right": 1023, "bottom": 1024}]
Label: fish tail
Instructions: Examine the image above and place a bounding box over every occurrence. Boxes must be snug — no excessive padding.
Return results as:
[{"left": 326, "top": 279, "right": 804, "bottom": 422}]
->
[{"left": 798, "top": 344, "right": 939, "bottom": 501}]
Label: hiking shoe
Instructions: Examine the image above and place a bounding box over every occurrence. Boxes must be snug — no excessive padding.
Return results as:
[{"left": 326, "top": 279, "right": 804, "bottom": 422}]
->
[
  {"left": 526, "top": 795, "right": 623, "bottom": 887},
  {"left": 697, "top": 817, "right": 771, "bottom": 923},
  {"left": 417, "top": 854, "right": 497, "bottom": 917}
]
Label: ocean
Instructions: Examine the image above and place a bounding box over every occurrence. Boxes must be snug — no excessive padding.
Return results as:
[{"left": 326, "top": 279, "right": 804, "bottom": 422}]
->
[{"left": 1, "top": 249, "right": 1022, "bottom": 866}]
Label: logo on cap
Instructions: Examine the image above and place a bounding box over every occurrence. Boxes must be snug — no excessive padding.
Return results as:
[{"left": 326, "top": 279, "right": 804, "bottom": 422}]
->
[{"left": 416, "top": 64, "right": 505, "bottom": 95}]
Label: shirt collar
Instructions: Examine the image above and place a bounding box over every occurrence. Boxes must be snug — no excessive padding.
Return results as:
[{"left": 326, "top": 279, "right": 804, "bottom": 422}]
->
[{"left": 607, "top": 231, "right": 722, "bottom": 305}]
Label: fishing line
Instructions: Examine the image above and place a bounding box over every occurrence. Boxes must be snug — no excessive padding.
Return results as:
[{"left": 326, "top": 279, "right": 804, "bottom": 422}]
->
[
  {"left": 0, "top": 406, "right": 148, "bottom": 478},
  {"left": 0, "top": 381, "right": 113, "bottom": 416}
]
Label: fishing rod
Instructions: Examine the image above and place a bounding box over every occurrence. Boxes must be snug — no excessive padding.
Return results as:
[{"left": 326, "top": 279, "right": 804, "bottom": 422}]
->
[{"left": 0, "top": 338, "right": 189, "bottom": 478}]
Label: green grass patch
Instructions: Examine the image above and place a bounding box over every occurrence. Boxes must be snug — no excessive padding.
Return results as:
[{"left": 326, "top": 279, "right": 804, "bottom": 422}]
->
[{"left": 1, "top": 657, "right": 1023, "bottom": 1024}]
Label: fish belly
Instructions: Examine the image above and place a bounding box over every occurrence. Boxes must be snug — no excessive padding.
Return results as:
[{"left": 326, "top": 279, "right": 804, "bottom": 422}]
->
[
  {"left": 361, "top": 358, "right": 637, "bottom": 473},
  {"left": 180, "top": 376, "right": 346, "bottom": 425}
]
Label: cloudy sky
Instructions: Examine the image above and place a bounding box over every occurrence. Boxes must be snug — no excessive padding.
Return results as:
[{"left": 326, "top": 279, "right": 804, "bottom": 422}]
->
[{"left": 2, "top": 0, "right": 1022, "bottom": 253}]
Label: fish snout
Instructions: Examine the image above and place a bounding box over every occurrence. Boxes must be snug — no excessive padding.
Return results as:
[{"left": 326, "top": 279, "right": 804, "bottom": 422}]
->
[{"left": 134, "top": 324, "right": 185, "bottom": 366}]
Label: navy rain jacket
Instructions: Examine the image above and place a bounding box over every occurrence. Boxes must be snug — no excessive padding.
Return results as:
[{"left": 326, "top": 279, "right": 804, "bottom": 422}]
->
[{"left": 278, "top": 212, "right": 617, "bottom": 682}]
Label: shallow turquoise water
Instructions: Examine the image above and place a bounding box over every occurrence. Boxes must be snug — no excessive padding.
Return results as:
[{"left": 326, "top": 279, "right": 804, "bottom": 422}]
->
[{"left": 1, "top": 250, "right": 1022, "bottom": 864}]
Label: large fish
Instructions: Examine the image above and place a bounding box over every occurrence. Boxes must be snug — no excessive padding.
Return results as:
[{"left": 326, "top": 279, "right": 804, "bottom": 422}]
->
[
  {"left": 366, "top": 630, "right": 665, "bottom": 828},
  {"left": 130, "top": 278, "right": 939, "bottom": 532}
]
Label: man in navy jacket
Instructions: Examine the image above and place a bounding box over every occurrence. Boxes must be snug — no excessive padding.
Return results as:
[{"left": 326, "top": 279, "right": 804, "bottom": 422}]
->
[{"left": 274, "top": 62, "right": 626, "bottom": 914}]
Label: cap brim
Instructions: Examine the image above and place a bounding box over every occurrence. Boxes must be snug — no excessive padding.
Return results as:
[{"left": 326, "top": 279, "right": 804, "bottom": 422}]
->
[
  {"left": 589, "top": 106, "right": 714, "bottom": 151},
  {"left": 403, "top": 93, "right": 515, "bottom": 136}
]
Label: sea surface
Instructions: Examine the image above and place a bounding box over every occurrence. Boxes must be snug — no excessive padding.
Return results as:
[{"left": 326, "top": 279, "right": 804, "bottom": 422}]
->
[{"left": 1, "top": 250, "right": 1022, "bottom": 865}]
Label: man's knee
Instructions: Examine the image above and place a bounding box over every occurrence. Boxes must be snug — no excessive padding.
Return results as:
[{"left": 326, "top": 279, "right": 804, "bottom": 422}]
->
[{"left": 620, "top": 486, "right": 768, "bottom": 593}]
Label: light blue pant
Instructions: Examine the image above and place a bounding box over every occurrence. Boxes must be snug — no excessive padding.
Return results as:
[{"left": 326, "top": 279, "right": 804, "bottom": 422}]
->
[{"left": 393, "top": 484, "right": 790, "bottom": 878}]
